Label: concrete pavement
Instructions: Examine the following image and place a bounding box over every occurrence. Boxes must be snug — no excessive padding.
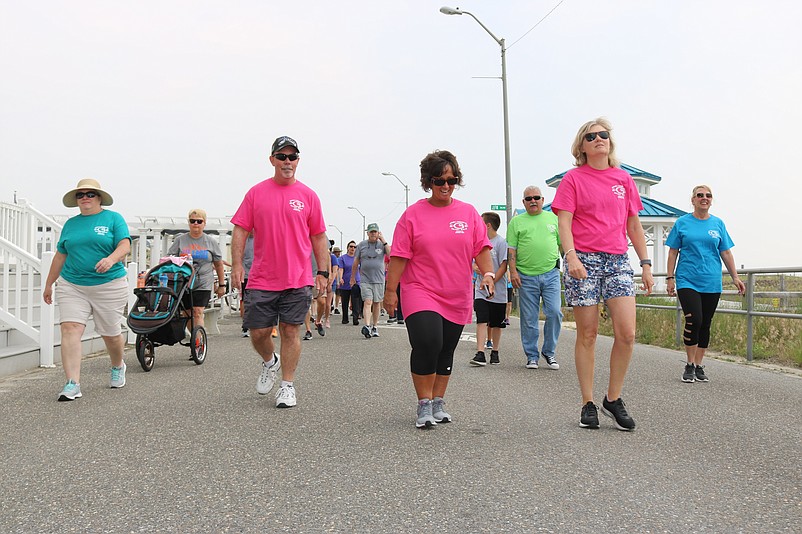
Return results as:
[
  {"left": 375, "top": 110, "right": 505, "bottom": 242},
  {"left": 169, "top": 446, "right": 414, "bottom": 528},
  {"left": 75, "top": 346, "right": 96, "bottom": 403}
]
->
[{"left": 1, "top": 312, "right": 800, "bottom": 532}]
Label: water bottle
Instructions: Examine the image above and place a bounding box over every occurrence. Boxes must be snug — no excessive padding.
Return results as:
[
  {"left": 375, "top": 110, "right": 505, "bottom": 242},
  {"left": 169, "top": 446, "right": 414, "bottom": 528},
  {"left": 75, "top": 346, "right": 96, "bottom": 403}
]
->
[{"left": 158, "top": 273, "right": 168, "bottom": 287}]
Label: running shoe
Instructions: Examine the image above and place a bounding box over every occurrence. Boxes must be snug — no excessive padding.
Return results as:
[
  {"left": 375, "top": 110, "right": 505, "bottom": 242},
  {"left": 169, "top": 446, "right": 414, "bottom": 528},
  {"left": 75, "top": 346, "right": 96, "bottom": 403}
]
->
[
  {"left": 371, "top": 326, "right": 379, "bottom": 337},
  {"left": 682, "top": 362, "right": 696, "bottom": 383},
  {"left": 489, "top": 351, "right": 500, "bottom": 365},
  {"left": 303, "top": 330, "right": 313, "bottom": 341},
  {"left": 579, "top": 401, "right": 599, "bottom": 429},
  {"left": 256, "top": 354, "right": 281, "bottom": 395},
  {"left": 110, "top": 362, "right": 126, "bottom": 388},
  {"left": 275, "top": 385, "right": 297, "bottom": 408},
  {"left": 470, "top": 351, "right": 487, "bottom": 366},
  {"left": 316, "top": 322, "right": 325, "bottom": 337},
  {"left": 361, "top": 325, "right": 372, "bottom": 339},
  {"left": 432, "top": 397, "right": 451, "bottom": 423},
  {"left": 695, "top": 365, "right": 709, "bottom": 382},
  {"left": 416, "top": 399, "right": 437, "bottom": 428},
  {"left": 601, "top": 396, "right": 636, "bottom": 431},
  {"left": 485, "top": 339, "right": 493, "bottom": 350},
  {"left": 58, "top": 380, "right": 82, "bottom": 401},
  {"left": 242, "top": 328, "right": 250, "bottom": 338}
]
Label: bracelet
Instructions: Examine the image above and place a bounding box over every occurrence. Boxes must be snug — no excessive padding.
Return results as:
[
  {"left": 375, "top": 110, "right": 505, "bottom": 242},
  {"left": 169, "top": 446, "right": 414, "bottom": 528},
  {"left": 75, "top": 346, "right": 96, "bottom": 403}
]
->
[
  {"left": 666, "top": 276, "right": 675, "bottom": 280},
  {"left": 564, "top": 248, "right": 575, "bottom": 257},
  {"left": 483, "top": 272, "right": 495, "bottom": 279}
]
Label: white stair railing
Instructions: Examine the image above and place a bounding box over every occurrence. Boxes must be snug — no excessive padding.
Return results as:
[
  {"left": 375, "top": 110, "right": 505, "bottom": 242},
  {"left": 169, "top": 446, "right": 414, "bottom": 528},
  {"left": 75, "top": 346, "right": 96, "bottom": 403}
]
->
[{"left": 0, "top": 198, "right": 62, "bottom": 257}]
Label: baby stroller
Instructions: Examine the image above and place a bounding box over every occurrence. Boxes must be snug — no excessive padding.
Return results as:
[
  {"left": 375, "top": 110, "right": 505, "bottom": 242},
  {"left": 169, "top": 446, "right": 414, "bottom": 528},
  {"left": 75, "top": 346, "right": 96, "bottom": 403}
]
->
[{"left": 127, "top": 258, "right": 207, "bottom": 371}]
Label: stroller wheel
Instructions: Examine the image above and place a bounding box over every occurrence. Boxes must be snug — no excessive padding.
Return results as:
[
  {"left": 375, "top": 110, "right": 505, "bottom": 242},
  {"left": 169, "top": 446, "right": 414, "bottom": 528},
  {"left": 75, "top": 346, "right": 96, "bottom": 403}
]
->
[
  {"left": 136, "top": 334, "right": 155, "bottom": 372},
  {"left": 191, "top": 326, "right": 207, "bottom": 365}
]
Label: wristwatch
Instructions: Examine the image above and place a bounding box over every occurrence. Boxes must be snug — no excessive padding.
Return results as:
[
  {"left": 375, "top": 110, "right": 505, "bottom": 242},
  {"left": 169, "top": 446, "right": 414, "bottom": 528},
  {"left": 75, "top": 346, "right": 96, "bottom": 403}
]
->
[
  {"left": 316, "top": 270, "right": 330, "bottom": 278},
  {"left": 639, "top": 259, "right": 652, "bottom": 267}
]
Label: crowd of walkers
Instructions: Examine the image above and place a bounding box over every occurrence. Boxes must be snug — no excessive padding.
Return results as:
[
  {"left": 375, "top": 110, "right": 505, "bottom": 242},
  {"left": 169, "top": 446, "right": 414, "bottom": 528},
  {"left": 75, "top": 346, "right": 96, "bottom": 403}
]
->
[{"left": 45, "top": 119, "right": 745, "bottom": 431}]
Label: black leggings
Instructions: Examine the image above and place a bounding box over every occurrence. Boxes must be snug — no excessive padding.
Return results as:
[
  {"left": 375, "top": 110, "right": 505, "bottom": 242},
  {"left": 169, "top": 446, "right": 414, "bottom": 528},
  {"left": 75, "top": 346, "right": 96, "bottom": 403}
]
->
[
  {"left": 677, "top": 288, "right": 721, "bottom": 349},
  {"left": 405, "top": 311, "right": 464, "bottom": 375},
  {"left": 339, "top": 288, "right": 352, "bottom": 321}
]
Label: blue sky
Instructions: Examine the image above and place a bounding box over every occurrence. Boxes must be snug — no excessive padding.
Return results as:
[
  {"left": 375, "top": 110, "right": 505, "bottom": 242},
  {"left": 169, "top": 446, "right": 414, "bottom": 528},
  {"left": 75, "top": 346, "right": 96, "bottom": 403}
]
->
[{"left": 1, "top": 0, "right": 800, "bottom": 268}]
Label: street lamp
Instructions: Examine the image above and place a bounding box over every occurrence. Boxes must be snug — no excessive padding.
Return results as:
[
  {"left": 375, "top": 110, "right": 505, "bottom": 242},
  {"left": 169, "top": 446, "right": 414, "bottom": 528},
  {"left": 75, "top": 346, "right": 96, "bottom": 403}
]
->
[
  {"left": 382, "top": 172, "right": 409, "bottom": 209},
  {"left": 347, "top": 206, "right": 367, "bottom": 240},
  {"left": 328, "top": 224, "right": 343, "bottom": 250},
  {"left": 440, "top": 6, "right": 513, "bottom": 226}
]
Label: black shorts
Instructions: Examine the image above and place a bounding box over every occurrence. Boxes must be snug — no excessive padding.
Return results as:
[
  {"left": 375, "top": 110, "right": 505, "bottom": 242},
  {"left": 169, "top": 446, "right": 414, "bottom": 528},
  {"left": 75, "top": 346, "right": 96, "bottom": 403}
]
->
[
  {"left": 474, "top": 298, "right": 507, "bottom": 328},
  {"left": 183, "top": 289, "right": 211, "bottom": 309},
  {"left": 243, "top": 287, "right": 312, "bottom": 328},
  {"left": 241, "top": 278, "right": 248, "bottom": 299}
]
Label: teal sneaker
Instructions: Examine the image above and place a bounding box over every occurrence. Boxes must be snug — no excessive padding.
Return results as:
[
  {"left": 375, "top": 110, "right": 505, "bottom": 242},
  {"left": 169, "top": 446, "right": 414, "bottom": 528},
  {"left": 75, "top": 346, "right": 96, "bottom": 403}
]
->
[
  {"left": 110, "top": 362, "right": 126, "bottom": 388},
  {"left": 58, "top": 380, "right": 82, "bottom": 401}
]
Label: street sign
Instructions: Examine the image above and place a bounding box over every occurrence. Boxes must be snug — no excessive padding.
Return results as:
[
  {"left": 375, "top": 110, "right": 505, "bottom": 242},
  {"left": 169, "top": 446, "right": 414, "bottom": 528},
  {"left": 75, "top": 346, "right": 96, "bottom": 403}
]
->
[{"left": 491, "top": 204, "right": 506, "bottom": 211}]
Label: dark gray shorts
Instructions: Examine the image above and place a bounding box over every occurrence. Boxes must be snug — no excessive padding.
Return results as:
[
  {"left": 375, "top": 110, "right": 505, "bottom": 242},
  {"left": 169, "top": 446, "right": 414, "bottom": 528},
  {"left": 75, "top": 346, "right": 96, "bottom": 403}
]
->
[{"left": 243, "top": 287, "right": 312, "bottom": 328}]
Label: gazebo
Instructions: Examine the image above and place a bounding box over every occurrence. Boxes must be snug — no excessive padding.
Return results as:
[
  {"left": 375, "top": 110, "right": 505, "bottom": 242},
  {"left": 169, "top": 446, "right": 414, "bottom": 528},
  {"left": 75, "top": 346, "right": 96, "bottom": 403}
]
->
[{"left": 517, "top": 163, "right": 686, "bottom": 276}]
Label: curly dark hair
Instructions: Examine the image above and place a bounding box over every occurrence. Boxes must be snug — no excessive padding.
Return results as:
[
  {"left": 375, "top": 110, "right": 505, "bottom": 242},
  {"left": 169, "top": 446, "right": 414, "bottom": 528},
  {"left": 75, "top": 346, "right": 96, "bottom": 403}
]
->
[{"left": 419, "top": 150, "right": 464, "bottom": 192}]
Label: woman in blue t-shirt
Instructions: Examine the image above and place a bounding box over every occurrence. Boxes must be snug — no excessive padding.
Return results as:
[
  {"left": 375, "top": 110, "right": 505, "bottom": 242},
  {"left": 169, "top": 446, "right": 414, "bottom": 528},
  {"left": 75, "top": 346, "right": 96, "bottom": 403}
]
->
[
  {"left": 666, "top": 185, "right": 745, "bottom": 383},
  {"left": 43, "top": 178, "right": 131, "bottom": 401}
]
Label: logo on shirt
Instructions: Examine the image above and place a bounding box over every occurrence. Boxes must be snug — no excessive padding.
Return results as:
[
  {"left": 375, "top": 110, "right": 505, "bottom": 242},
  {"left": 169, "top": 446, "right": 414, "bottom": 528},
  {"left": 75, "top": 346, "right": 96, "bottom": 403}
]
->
[
  {"left": 708, "top": 230, "right": 721, "bottom": 239},
  {"left": 94, "top": 226, "right": 110, "bottom": 236},
  {"left": 449, "top": 220, "right": 468, "bottom": 234},
  {"left": 289, "top": 199, "right": 305, "bottom": 212},
  {"left": 611, "top": 185, "right": 626, "bottom": 199},
  {"left": 547, "top": 224, "right": 557, "bottom": 234}
]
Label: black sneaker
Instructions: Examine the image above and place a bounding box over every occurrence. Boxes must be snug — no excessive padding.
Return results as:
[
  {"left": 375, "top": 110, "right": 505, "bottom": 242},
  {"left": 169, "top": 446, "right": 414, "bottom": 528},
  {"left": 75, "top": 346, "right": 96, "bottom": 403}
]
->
[
  {"left": 397, "top": 319, "right": 404, "bottom": 325},
  {"left": 333, "top": 309, "right": 340, "bottom": 315},
  {"left": 695, "top": 365, "right": 709, "bottom": 382},
  {"left": 353, "top": 317, "right": 359, "bottom": 326},
  {"left": 361, "top": 325, "right": 372, "bottom": 339},
  {"left": 489, "top": 351, "right": 500, "bottom": 365},
  {"left": 682, "top": 362, "right": 696, "bottom": 383},
  {"left": 579, "top": 401, "right": 599, "bottom": 429},
  {"left": 470, "top": 351, "right": 487, "bottom": 366},
  {"left": 303, "top": 330, "right": 313, "bottom": 341},
  {"left": 601, "top": 396, "right": 636, "bottom": 431},
  {"left": 341, "top": 318, "right": 349, "bottom": 324},
  {"left": 316, "top": 322, "right": 325, "bottom": 337}
]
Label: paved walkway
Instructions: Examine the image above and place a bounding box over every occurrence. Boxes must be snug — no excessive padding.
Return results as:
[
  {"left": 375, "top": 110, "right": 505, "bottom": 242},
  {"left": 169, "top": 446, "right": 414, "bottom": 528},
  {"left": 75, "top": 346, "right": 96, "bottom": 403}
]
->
[{"left": 1, "top": 313, "right": 800, "bottom": 532}]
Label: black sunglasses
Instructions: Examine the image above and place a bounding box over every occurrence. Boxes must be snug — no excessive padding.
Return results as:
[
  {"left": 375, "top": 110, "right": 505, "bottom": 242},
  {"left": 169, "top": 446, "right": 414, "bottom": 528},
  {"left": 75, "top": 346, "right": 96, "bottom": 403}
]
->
[
  {"left": 189, "top": 218, "right": 205, "bottom": 224},
  {"left": 432, "top": 178, "right": 459, "bottom": 186},
  {"left": 524, "top": 195, "right": 543, "bottom": 201},
  {"left": 584, "top": 131, "right": 610, "bottom": 142},
  {"left": 273, "top": 153, "right": 299, "bottom": 161},
  {"left": 695, "top": 192, "right": 713, "bottom": 199},
  {"left": 75, "top": 191, "right": 98, "bottom": 199}
]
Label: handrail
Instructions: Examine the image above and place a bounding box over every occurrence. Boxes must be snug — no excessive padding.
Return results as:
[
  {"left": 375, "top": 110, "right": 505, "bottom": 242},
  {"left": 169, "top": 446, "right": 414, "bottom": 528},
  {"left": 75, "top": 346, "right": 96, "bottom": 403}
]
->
[{"left": 634, "top": 267, "right": 802, "bottom": 361}]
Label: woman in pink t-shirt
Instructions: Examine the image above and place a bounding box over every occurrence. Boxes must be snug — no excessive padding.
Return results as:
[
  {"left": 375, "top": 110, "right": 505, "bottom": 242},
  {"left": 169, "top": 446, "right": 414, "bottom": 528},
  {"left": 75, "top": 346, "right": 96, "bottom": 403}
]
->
[
  {"left": 383, "top": 150, "right": 494, "bottom": 429},
  {"left": 551, "top": 118, "right": 654, "bottom": 432}
]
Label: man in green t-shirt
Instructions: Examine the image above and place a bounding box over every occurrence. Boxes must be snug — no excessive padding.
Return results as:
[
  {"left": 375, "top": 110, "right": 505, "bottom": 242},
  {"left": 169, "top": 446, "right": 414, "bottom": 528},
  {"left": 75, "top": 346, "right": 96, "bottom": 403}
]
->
[{"left": 507, "top": 186, "right": 563, "bottom": 370}]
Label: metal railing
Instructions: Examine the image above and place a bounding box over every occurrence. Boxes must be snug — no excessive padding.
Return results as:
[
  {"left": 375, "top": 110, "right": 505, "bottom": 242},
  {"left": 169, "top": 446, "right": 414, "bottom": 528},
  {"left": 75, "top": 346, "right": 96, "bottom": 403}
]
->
[{"left": 635, "top": 267, "right": 802, "bottom": 361}]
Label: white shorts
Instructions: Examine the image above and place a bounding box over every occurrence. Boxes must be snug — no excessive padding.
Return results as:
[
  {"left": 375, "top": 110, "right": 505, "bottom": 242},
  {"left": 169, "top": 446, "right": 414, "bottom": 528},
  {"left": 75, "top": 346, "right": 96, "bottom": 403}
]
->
[{"left": 56, "top": 277, "right": 129, "bottom": 336}]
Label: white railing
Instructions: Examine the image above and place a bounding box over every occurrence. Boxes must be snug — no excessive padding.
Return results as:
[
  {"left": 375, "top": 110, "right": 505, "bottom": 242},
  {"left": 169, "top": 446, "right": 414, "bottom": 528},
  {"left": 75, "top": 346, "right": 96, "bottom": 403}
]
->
[
  {"left": 0, "top": 199, "right": 62, "bottom": 258},
  {"left": 0, "top": 238, "right": 55, "bottom": 366}
]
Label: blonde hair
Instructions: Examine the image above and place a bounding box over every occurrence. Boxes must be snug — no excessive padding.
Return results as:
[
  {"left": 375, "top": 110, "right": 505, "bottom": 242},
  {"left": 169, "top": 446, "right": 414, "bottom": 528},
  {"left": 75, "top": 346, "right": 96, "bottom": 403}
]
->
[
  {"left": 188, "top": 208, "right": 207, "bottom": 221},
  {"left": 691, "top": 185, "right": 713, "bottom": 201},
  {"left": 571, "top": 117, "right": 620, "bottom": 168}
]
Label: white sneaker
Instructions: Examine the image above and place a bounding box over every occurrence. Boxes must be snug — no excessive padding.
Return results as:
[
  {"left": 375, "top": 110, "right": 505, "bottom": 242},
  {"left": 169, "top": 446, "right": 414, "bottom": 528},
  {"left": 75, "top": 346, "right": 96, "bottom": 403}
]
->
[
  {"left": 256, "top": 354, "right": 281, "bottom": 395},
  {"left": 275, "top": 385, "right": 297, "bottom": 408},
  {"left": 110, "top": 362, "right": 126, "bottom": 388},
  {"left": 526, "top": 359, "right": 539, "bottom": 369}
]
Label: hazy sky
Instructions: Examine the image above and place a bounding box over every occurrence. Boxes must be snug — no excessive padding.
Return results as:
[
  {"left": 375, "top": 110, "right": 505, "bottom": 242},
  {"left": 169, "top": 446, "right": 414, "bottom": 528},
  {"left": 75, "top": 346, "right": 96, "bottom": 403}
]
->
[{"left": 2, "top": 1, "right": 800, "bottom": 268}]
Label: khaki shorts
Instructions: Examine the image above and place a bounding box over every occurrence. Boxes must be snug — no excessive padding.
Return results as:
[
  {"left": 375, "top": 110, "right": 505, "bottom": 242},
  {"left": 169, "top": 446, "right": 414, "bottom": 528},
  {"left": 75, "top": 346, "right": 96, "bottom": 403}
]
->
[
  {"left": 56, "top": 277, "right": 129, "bottom": 336},
  {"left": 360, "top": 282, "right": 386, "bottom": 303}
]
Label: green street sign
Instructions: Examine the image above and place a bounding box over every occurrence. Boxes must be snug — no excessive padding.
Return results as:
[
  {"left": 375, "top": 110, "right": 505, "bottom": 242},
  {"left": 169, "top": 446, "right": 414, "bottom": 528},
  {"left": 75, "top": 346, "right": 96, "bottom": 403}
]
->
[{"left": 491, "top": 204, "right": 506, "bottom": 210}]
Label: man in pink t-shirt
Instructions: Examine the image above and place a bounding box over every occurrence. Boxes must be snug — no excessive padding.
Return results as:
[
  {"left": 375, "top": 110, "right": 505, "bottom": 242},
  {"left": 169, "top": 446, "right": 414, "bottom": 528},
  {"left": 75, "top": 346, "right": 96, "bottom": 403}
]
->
[{"left": 231, "top": 136, "right": 329, "bottom": 410}]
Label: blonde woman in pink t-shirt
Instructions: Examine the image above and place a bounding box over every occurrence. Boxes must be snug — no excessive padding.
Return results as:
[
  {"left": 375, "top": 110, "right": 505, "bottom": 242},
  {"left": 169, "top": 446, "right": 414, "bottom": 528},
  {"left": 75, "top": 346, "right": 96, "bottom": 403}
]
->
[
  {"left": 551, "top": 118, "right": 654, "bottom": 432},
  {"left": 383, "top": 150, "right": 494, "bottom": 429}
]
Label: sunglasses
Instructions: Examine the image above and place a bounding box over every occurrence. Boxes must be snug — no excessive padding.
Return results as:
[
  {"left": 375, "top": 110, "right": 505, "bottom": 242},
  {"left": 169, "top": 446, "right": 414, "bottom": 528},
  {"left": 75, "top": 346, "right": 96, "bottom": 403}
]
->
[
  {"left": 348, "top": 245, "right": 356, "bottom": 249},
  {"left": 273, "top": 153, "right": 299, "bottom": 161},
  {"left": 189, "top": 219, "right": 205, "bottom": 224},
  {"left": 524, "top": 195, "right": 543, "bottom": 201},
  {"left": 584, "top": 131, "right": 610, "bottom": 142},
  {"left": 75, "top": 191, "right": 98, "bottom": 199},
  {"left": 695, "top": 193, "right": 713, "bottom": 199},
  {"left": 432, "top": 178, "right": 459, "bottom": 186}
]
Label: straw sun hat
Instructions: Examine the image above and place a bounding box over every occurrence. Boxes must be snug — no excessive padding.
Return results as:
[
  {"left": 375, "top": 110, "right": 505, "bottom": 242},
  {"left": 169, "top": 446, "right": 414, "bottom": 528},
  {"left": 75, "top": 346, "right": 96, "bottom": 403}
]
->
[{"left": 62, "top": 178, "right": 114, "bottom": 208}]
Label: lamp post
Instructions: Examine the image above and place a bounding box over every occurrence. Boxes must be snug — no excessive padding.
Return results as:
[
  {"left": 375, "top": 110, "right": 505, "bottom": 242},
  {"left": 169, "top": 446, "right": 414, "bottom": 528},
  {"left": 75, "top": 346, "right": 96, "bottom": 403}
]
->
[
  {"left": 382, "top": 172, "right": 409, "bottom": 209},
  {"left": 328, "top": 224, "right": 343, "bottom": 250},
  {"left": 347, "top": 206, "right": 367, "bottom": 240},
  {"left": 440, "top": 6, "right": 512, "bottom": 226}
]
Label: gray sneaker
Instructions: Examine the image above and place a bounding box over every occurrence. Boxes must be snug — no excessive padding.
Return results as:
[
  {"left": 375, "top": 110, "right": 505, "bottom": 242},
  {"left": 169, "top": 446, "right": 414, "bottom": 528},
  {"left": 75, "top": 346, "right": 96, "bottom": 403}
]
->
[
  {"left": 110, "top": 362, "right": 126, "bottom": 388},
  {"left": 432, "top": 397, "right": 451, "bottom": 423},
  {"left": 256, "top": 354, "right": 281, "bottom": 395},
  {"left": 416, "top": 399, "right": 437, "bottom": 428},
  {"left": 58, "top": 380, "right": 82, "bottom": 401}
]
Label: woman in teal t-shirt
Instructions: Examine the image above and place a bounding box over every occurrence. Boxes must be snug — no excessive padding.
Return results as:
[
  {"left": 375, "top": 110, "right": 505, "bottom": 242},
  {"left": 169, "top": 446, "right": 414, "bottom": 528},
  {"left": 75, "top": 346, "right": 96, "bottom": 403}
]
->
[
  {"left": 666, "top": 185, "right": 745, "bottom": 384},
  {"left": 43, "top": 178, "right": 131, "bottom": 402}
]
